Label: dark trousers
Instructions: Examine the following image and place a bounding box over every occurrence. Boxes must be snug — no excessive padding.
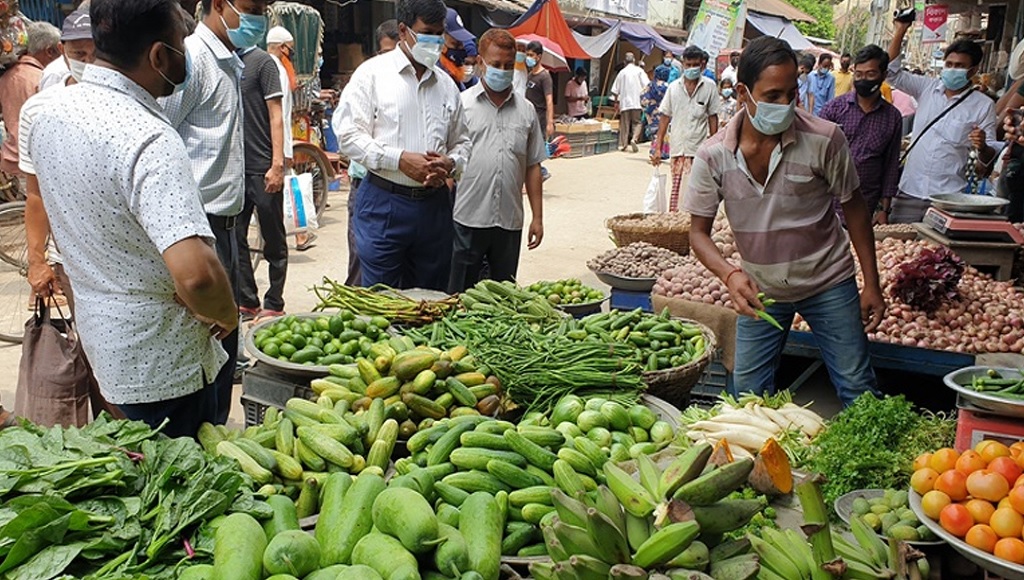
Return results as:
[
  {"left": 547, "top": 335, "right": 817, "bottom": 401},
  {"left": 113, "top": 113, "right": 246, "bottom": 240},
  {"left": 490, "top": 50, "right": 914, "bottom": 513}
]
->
[
  {"left": 345, "top": 177, "right": 361, "bottom": 286},
  {"left": 354, "top": 178, "right": 453, "bottom": 291},
  {"left": 118, "top": 381, "right": 217, "bottom": 438},
  {"left": 448, "top": 224, "right": 522, "bottom": 294},
  {"left": 208, "top": 213, "right": 239, "bottom": 425},
  {"left": 236, "top": 174, "right": 288, "bottom": 312}
]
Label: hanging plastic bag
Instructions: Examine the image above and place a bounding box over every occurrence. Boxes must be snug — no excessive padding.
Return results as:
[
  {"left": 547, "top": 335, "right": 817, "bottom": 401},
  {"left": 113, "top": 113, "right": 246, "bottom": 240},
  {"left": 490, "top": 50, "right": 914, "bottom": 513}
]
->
[
  {"left": 642, "top": 167, "right": 668, "bottom": 213},
  {"left": 283, "top": 172, "right": 318, "bottom": 235}
]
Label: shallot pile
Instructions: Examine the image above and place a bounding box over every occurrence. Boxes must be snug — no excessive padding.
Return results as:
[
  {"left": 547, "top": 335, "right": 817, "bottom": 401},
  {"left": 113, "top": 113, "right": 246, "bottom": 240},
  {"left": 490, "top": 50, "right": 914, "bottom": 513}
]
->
[
  {"left": 653, "top": 216, "right": 738, "bottom": 308},
  {"left": 796, "top": 238, "right": 1024, "bottom": 354},
  {"left": 587, "top": 242, "right": 687, "bottom": 278}
]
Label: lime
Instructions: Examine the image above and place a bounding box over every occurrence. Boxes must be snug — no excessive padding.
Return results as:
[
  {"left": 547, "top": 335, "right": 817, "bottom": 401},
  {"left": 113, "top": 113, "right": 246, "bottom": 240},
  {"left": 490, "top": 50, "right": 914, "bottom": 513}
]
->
[
  {"left": 315, "top": 317, "right": 330, "bottom": 331},
  {"left": 290, "top": 334, "right": 307, "bottom": 349},
  {"left": 262, "top": 343, "right": 280, "bottom": 357},
  {"left": 279, "top": 343, "right": 297, "bottom": 358}
]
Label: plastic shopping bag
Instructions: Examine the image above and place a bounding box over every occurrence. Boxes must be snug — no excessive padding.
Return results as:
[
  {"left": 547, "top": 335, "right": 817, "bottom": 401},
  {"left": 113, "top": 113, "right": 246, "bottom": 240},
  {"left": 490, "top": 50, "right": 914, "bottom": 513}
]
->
[
  {"left": 283, "top": 172, "right": 318, "bottom": 235},
  {"left": 642, "top": 167, "right": 667, "bottom": 213}
]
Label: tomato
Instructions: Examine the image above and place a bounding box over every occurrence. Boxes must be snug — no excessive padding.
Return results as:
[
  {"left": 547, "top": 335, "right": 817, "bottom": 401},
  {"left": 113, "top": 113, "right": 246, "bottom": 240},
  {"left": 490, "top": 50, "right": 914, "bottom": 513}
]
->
[
  {"left": 934, "top": 469, "right": 969, "bottom": 502},
  {"left": 989, "top": 457, "right": 1023, "bottom": 488},
  {"left": 989, "top": 507, "right": 1024, "bottom": 539},
  {"left": 1009, "top": 485, "right": 1024, "bottom": 515},
  {"left": 921, "top": 490, "right": 952, "bottom": 520},
  {"left": 1010, "top": 441, "right": 1024, "bottom": 459},
  {"left": 956, "top": 450, "right": 987, "bottom": 476},
  {"left": 965, "top": 499, "right": 997, "bottom": 525},
  {"left": 994, "top": 537, "right": 1024, "bottom": 565},
  {"left": 1000, "top": 497, "right": 1015, "bottom": 511},
  {"left": 965, "top": 524, "right": 999, "bottom": 553},
  {"left": 913, "top": 452, "right": 933, "bottom": 472},
  {"left": 911, "top": 468, "right": 940, "bottom": 495},
  {"left": 929, "top": 448, "right": 961, "bottom": 473},
  {"left": 978, "top": 440, "right": 1012, "bottom": 464},
  {"left": 940, "top": 503, "right": 974, "bottom": 537},
  {"left": 967, "top": 470, "right": 1011, "bottom": 502}
]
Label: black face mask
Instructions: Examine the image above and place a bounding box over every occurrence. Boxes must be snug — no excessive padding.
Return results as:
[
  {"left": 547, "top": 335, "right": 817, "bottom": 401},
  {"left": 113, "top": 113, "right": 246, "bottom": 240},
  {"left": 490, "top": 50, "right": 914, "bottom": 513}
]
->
[{"left": 854, "top": 79, "right": 881, "bottom": 98}]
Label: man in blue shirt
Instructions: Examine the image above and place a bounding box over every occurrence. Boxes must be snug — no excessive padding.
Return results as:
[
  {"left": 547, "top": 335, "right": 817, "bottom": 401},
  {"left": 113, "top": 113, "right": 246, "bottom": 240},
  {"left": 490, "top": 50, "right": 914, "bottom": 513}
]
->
[{"left": 808, "top": 52, "right": 835, "bottom": 116}]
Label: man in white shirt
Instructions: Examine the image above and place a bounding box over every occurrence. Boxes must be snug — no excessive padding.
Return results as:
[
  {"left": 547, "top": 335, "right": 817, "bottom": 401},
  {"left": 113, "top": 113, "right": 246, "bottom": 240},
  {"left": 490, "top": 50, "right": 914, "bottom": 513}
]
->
[
  {"left": 335, "top": 0, "right": 471, "bottom": 291},
  {"left": 886, "top": 18, "right": 997, "bottom": 223},
  {"left": 652, "top": 45, "right": 721, "bottom": 212},
  {"left": 160, "top": 0, "right": 269, "bottom": 424},
  {"left": 450, "top": 29, "right": 545, "bottom": 293},
  {"left": 611, "top": 52, "right": 649, "bottom": 152},
  {"left": 28, "top": 0, "right": 236, "bottom": 436},
  {"left": 720, "top": 50, "right": 740, "bottom": 85}
]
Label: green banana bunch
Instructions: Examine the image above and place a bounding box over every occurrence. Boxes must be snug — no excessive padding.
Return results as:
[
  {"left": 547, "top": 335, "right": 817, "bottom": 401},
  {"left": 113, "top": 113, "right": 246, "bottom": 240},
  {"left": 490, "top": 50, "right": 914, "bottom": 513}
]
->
[{"left": 830, "top": 517, "right": 900, "bottom": 579}]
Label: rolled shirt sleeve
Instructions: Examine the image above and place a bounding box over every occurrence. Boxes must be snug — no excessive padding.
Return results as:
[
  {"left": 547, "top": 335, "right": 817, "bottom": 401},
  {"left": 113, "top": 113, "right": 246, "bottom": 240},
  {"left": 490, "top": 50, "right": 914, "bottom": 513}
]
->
[
  {"left": 886, "top": 55, "right": 934, "bottom": 100},
  {"left": 682, "top": 151, "right": 722, "bottom": 218}
]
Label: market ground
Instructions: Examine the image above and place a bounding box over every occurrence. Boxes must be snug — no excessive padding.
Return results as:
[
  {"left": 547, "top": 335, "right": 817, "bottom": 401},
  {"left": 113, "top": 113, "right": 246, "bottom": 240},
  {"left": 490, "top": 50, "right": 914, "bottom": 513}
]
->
[{"left": 0, "top": 149, "right": 1016, "bottom": 427}]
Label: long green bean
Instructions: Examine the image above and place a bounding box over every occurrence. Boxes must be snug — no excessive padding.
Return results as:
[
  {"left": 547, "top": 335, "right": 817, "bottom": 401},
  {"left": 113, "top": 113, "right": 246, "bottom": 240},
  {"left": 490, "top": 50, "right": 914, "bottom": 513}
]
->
[{"left": 312, "top": 277, "right": 457, "bottom": 325}]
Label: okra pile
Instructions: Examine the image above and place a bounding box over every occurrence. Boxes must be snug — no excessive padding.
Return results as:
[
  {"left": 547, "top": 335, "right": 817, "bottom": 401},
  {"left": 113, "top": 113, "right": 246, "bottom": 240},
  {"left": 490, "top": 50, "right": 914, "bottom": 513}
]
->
[{"left": 568, "top": 308, "right": 709, "bottom": 372}]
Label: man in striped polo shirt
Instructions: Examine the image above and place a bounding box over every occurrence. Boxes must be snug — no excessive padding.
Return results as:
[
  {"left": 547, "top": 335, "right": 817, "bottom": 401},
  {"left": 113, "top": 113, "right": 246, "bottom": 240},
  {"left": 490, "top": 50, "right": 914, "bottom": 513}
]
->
[{"left": 683, "top": 36, "right": 885, "bottom": 407}]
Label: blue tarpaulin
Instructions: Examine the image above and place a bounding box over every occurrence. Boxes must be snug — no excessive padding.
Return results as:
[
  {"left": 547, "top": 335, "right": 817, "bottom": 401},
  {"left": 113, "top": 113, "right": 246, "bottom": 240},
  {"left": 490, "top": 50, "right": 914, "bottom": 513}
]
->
[{"left": 598, "top": 18, "right": 686, "bottom": 56}]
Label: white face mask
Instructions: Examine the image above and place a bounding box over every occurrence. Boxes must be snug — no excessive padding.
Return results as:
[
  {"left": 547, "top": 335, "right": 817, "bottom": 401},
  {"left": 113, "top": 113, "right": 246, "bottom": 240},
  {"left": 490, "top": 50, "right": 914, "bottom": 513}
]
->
[
  {"left": 407, "top": 33, "right": 444, "bottom": 69},
  {"left": 67, "top": 58, "right": 87, "bottom": 83}
]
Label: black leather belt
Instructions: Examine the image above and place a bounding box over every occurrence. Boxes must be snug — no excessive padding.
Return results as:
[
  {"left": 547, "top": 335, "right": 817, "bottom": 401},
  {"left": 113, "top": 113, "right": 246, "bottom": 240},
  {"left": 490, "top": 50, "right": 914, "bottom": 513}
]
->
[
  {"left": 207, "top": 213, "right": 238, "bottom": 230},
  {"left": 367, "top": 173, "right": 446, "bottom": 200}
]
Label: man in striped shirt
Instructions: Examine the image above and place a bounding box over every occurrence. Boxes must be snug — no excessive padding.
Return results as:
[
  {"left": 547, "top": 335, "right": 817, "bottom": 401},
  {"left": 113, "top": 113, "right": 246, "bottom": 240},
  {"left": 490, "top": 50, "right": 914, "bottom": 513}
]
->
[{"left": 683, "top": 37, "right": 885, "bottom": 407}]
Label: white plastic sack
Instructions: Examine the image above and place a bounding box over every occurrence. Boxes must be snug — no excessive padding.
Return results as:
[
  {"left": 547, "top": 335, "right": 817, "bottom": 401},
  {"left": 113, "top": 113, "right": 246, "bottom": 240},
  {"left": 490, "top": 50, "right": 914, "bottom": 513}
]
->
[
  {"left": 283, "top": 172, "right": 318, "bottom": 235},
  {"left": 643, "top": 167, "right": 668, "bottom": 213}
]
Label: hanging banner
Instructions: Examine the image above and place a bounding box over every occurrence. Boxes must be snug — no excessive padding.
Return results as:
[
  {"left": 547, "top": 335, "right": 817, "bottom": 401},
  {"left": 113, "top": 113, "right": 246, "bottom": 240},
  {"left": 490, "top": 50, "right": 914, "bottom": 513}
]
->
[
  {"left": 921, "top": 4, "right": 948, "bottom": 44},
  {"left": 584, "top": 0, "right": 649, "bottom": 21},
  {"left": 687, "top": 0, "right": 743, "bottom": 59}
]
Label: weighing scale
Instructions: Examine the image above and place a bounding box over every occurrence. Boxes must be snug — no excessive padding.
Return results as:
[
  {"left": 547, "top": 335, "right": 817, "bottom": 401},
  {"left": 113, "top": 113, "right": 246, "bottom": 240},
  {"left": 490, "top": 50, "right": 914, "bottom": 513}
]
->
[{"left": 922, "top": 207, "right": 1024, "bottom": 244}]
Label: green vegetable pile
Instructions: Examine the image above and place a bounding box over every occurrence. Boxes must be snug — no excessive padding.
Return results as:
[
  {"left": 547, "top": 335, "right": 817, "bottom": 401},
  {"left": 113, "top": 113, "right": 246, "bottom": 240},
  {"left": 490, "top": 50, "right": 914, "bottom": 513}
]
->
[
  {"left": 802, "top": 393, "right": 956, "bottom": 508},
  {"left": 0, "top": 415, "right": 268, "bottom": 579},
  {"left": 525, "top": 278, "right": 604, "bottom": 306},
  {"left": 252, "top": 312, "right": 393, "bottom": 367}
]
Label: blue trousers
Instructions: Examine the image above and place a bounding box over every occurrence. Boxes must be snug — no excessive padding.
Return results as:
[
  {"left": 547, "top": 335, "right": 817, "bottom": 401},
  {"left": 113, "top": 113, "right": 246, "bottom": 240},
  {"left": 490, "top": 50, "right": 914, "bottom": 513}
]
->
[
  {"left": 733, "top": 277, "right": 878, "bottom": 407},
  {"left": 118, "top": 382, "right": 217, "bottom": 438},
  {"left": 354, "top": 179, "right": 453, "bottom": 291}
]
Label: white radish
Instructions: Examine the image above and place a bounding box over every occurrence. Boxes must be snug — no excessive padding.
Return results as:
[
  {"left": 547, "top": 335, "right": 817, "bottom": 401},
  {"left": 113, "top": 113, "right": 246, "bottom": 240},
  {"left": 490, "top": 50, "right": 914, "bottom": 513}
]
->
[
  {"left": 690, "top": 420, "right": 777, "bottom": 440},
  {"left": 778, "top": 405, "right": 825, "bottom": 437},
  {"left": 781, "top": 403, "right": 827, "bottom": 432},
  {"left": 759, "top": 406, "right": 797, "bottom": 432},
  {"left": 712, "top": 409, "right": 782, "bottom": 435},
  {"left": 710, "top": 430, "right": 767, "bottom": 454}
]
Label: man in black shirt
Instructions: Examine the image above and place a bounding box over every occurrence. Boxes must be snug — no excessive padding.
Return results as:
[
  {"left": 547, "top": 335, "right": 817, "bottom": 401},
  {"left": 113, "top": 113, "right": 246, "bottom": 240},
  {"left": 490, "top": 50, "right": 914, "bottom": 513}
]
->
[{"left": 236, "top": 46, "right": 288, "bottom": 318}]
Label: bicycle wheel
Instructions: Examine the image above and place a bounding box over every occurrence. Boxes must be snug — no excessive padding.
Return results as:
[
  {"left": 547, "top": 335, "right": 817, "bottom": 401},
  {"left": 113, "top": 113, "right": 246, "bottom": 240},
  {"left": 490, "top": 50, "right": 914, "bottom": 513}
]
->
[
  {"left": 0, "top": 200, "right": 26, "bottom": 269},
  {"left": 293, "top": 142, "right": 332, "bottom": 220},
  {"left": 0, "top": 202, "right": 29, "bottom": 343},
  {"left": 246, "top": 211, "right": 263, "bottom": 271}
]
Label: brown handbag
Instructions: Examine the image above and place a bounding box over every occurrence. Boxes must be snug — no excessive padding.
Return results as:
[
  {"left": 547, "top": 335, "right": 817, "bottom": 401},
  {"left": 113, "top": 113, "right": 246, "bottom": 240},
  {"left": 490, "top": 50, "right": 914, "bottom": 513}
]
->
[{"left": 14, "top": 297, "right": 90, "bottom": 427}]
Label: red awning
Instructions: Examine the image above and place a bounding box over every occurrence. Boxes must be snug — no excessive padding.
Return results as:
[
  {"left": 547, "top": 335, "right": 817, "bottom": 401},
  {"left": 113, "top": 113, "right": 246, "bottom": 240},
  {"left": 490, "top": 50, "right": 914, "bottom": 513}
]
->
[{"left": 508, "top": 0, "right": 592, "bottom": 60}]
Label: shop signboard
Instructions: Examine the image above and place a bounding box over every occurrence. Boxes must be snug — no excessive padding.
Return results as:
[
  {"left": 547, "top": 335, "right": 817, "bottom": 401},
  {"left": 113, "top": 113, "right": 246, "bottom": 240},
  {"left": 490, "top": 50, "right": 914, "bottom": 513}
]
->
[
  {"left": 584, "top": 0, "right": 649, "bottom": 20},
  {"left": 687, "top": 0, "right": 743, "bottom": 58},
  {"left": 921, "top": 4, "right": 948, "bottom": 44}
]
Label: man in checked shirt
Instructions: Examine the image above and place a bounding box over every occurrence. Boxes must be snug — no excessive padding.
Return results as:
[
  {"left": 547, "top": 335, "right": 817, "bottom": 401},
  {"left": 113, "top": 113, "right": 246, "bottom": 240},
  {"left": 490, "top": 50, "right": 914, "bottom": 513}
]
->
[{"left": 820, "top": 44, "right": 903, "bottom": 225}]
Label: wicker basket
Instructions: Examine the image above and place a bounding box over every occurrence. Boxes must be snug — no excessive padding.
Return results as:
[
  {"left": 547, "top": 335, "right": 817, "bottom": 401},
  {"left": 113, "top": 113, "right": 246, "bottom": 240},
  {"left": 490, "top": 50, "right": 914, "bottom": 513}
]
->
[
  {"left": 642, "top": 318, "right": 717, "bottom": 408},
  {"left": 606, "top": 212, "right": 691, "bottom": 255}
]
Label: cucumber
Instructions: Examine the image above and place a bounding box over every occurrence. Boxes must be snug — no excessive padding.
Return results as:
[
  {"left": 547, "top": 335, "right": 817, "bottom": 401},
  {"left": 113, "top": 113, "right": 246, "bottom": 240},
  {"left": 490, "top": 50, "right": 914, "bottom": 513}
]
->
[
  {"left": 210, "top": 513, "right": 266, "bottom": 580},
  {"left": 557, "top": 447, "right": 597, "bottom": 477},
  {"left": 216, "top": 440, "right": 273, "bottom": 484},
  {"left": 501, "top": 523, "right": 538, "bottom": 555},
  {"left": 442, "top": 470, "right": 511, "bottom": 495},
  {"left": 460, "top": 492, "right": 503, "bottom": 580},
  {"left": 474, "top": 420, "right": 514, "bottom": 434},
  {"left": 517, "top": 544, "right": 548, "bottom": 557},
  {"left": 460, "top": 431, "right": 513, "bottom": 451},
  {"left": 435, "top": 523, "right": 470, "bottom": 577},
  {"left": 503, "top": 429, "right": 558, "bottom": 471},
  {"left": 263, "top": 495, "right": 301, "bottom": 540},
  {"left": 365, "top": 397, "right": 386, "bottom": 444},
  {"left": 314, "top": 472, "right": 353, "bottom": 559},
  {"left": 372, "top": 487, "right": 440, "bottom": 554},
  {"left": 297, "top": 426, "right": 354, "bottom": 468},
  {"left": 450, "top": 448, "right": 527, "bottom": 471},
  {"left": 427, "top": 421, "right": 478, "bottom": 466},
  {"left": 521, "top": 503, "right": 556, "bottom": 524},
  {"left": 263, "top": 529, "right": 321, "bottom": 578},
  {"left": 437, "top": 503, "right": 461, "bottom": 528},
  {"left": 509, "top": 486, "right": 556, "bottom": 507},
  {"left": 270, "top": 450, "right": 304, "bottom": 481},
  {"left": 486, "top": 459, "right": 545, "bottom": 489},
  {"left": 319, "top": 470, "right": 385, "bottom": 565},
  {"left": 351, "top": 532, "right": 420, "bottom": 580},
  {"left": 435, "top": 481, "right": 471, "bottom": 507},
  {"left": 294, "top": 439, "right": 326, "bottom": 472},
  {"left": 275, "top": 418, "right": 295, "bottom": 456},
  {"left": 295, "top": 477, "right": 320, "bottom": 519},
  {"left": 407, "top": 422, "right": 448, "bottom": 454},
  {"left": 197, "top": 423, "right": 224, "bottom": 454},
  {"left": 517, "top": 425, "right": 566, "bottom": 448},
  {"left": 445, "top": 377, "right": 477, "bottom": 407}
]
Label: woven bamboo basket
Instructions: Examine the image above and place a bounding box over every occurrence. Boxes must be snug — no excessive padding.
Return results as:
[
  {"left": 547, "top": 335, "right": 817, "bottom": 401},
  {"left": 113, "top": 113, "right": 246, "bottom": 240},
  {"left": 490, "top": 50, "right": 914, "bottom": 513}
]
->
[
  {"left": 606, "top": 212, "right": 691, "bottom": 255},
  {"left": 642, "top": 318, "right": 716, "bottom": 408}
]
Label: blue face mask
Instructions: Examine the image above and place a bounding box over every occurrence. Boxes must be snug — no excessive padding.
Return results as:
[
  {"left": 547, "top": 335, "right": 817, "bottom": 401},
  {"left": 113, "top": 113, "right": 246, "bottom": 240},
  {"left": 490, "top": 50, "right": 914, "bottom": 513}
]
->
[
  {"left": 722, "top": 88, "right": 733, "bottom": 98},
  {"left": 159, "top": 42, "right": 191, "bottom": 95},
  {"left": 683, "top": 67, "right": 701, "bottom": 80},
  {"left": 747, "top": 99, "right": 796, "bottom": 136},
  {"left": 515, "top": 52, "right": 526, "bottom": 64},
  {"left": 408, "top": 33, "right": 444, "bottom": 69},
  {"left": 940, "top": 67, "right": 970, "bottom": 91},
  {"left": 484, "top": 65, "right": 513, "bottom": 92},
  {"left": 222, "top": 0, "right": 267, "bottom": 50},
  {"left": 525, "top": 57, "right": 537, "bottom": 69}
]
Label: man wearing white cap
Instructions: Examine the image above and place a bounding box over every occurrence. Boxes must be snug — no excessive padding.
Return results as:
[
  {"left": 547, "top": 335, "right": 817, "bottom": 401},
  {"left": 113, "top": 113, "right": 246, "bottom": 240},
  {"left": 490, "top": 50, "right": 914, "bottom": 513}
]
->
[
  {"left": 265, "top": 26, "right": 294, "bottom": 165},
  {"left": 39, "top": 4, "right": 95, "bottom": 90}
]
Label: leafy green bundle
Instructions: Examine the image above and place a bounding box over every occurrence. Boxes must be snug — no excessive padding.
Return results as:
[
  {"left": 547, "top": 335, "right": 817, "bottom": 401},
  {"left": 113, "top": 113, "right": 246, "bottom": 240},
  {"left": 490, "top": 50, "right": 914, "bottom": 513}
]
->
[
  {"left": 0, "top": 415, "right": 269, "bottom": 580},
  {"left": 803, "top": 393, "right": 956, "bottom": 509}
]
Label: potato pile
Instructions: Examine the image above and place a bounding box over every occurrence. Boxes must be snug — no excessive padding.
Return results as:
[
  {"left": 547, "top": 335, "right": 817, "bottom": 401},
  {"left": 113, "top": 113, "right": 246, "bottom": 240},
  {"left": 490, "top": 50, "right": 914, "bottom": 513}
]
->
[
  {"left": 653, "top": 218, "right": 738, "bottom": 308},
  {"left": 587, "top": 242, "right": 687, "bottom": 279}
]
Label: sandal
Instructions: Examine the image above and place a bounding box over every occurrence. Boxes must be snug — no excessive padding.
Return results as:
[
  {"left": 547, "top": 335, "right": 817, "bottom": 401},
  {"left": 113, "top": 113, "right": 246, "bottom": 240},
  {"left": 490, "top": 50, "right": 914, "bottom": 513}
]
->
[
  {"left": 295, "top": 232, "right": 318, "bottom": 251},
  {"left": 239, "top": 306, "right": 260, "bottom": 322}
]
